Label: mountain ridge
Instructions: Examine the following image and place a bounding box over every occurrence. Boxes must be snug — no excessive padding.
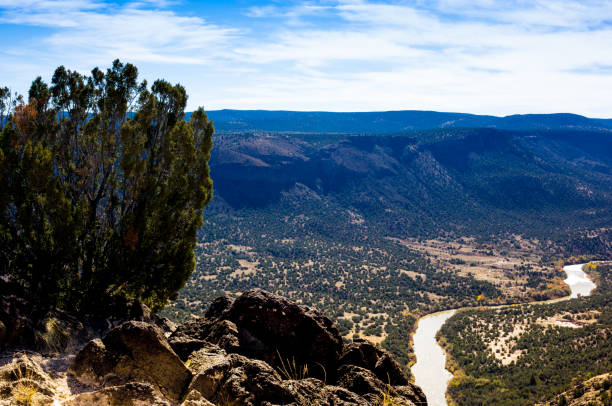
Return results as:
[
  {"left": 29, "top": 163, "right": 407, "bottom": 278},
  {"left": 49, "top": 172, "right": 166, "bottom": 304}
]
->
[{"left": 202, "top": 109, "right": 612, "bottom": 134}]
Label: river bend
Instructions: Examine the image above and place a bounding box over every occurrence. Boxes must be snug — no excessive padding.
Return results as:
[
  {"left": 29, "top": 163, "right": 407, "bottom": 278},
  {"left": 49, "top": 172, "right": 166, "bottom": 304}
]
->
[{"left": 410, "top": 263, "right": 596, "bottom": 406}]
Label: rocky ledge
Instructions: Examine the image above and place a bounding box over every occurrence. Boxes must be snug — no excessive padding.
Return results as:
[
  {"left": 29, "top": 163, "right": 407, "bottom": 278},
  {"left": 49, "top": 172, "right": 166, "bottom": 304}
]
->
[{"left": 1, "top": 289, "right": 427, "bottom": 405}]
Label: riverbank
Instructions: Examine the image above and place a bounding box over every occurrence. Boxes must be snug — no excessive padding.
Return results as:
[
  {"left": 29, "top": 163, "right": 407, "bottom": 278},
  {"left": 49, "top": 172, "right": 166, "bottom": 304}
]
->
[{"left": 411, "top": 263, "right": 599, "bottom": 406}]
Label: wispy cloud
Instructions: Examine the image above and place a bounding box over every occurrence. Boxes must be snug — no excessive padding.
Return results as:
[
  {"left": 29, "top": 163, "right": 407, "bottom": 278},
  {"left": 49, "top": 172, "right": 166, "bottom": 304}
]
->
[
  {"left": 0, "top": 0, "right": 611, "bottom": 116},
  {"left": 0, "top": 0, "right": 238, "bottom": 66}
]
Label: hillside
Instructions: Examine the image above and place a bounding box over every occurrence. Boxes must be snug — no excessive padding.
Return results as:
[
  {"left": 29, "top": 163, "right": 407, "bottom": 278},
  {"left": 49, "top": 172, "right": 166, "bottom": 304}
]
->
[
  {"left": 163, "top": 126, "right": 612, "bottom": 372},
  {"left": 209, "top": 128, "right": 612, "bottom": 238}
]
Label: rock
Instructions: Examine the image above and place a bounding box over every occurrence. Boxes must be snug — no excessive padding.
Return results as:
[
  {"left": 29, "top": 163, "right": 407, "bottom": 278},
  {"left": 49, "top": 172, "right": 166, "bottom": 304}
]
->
[
  {"left": 180, "top": 389, "right": 216, "bottom": 406},
  {"left": 69, "top": 338, "right": 115, "bottom": 384},
  {"left": 0, "top": 355, "right": 55, "bottom": 406},
  {"left": 227, "top": 289, "right": 343, "bottom": 380},
  {"left": 336, "top": 364, "right": 424, "bottom": 406},
  {"left": 70, "top": 321, "right": 191, "bottom": 403},
  {"left": 186, "top": 343, "right": 228, "bottom": 373},
  {"left": 65, "top": 382, "right": 170, "bottom": 406},
  {"left": 188, "top": 353, "right": 289, "bottom": 404},
  {"left": 0, "top": 294, "right": 34, "bottom": 348},
  {"left": 204, "top": 295, "right": 234, "bottom": 319},
  {"left": 170, "top": 317, "right": 240, "bottom": 356},
  {"left": 69, "top": 292, "right": 426, "bottom": 406},
  {"left": 340, "top": 339, "right": 409, "bottom": 385},
  {"left": 157, "top": 317, "right": 178, "bottom": 336},
  {"left": 187, "top": 352, "right": 382, "bottom": 406},
  {"left": 206, "top": 319, "right": 241, "bottom": 352},
  {"left": 170, "top": 289, "right": 342, "bottom": 380},
  {"left": 278, "top": 379, "right": 371, "bottom": 406},
  {"left": 336, "top": 364, "right": 389, "bottom": 397},
  {"left": 169, "top": 336, "right": 209, "bottom": 362},
  {"left": 395, "top": 385, "right": 427, "bottom": 406}
]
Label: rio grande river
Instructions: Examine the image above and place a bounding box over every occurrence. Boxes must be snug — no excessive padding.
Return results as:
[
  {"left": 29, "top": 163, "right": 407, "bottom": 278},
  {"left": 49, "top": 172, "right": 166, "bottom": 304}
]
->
[{"left": 410, "top": 263, "right": 596, "bottom": 406}]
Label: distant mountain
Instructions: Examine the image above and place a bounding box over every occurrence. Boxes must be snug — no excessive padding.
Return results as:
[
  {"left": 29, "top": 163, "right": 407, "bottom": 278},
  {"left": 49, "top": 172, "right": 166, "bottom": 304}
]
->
[
  {"left": 203, "top": 110, "right": 612, "bottom": 134},
  {"left": 208, "top": 127, "right": 612, "bottom": 238}
]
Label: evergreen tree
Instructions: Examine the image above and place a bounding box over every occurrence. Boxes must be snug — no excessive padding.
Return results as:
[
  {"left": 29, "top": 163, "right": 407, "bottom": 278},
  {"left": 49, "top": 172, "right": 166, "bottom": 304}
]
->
[{"left": 0, "top": 60, "right": 213, "bottom": 314}]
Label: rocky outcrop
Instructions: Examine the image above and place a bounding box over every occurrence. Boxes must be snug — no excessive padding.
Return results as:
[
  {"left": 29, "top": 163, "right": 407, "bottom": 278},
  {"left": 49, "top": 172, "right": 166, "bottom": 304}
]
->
[
  {"left": 171, "top": 289, "right": 343, "bottom": 381},
  {"left": 68, "top": 290, "right": 426, "bottom": 405},
  {"left": 69, "top": 321, "right": 191, "bottom": 402}
]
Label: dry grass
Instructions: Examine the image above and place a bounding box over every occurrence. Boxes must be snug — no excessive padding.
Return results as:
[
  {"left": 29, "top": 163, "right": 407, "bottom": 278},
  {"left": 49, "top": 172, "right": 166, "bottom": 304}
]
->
[
  {"left": 34, "top": 317, "right": 70, "bottom": 353},
  {"left": 276, "top": 351, "right": 308, "bottom": 381}
]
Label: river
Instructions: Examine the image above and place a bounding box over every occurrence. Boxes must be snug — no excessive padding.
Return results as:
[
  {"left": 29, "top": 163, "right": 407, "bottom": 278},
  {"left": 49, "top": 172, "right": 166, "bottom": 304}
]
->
[{"left": 410, "top": 263, "right": 596, "bottom": 406}]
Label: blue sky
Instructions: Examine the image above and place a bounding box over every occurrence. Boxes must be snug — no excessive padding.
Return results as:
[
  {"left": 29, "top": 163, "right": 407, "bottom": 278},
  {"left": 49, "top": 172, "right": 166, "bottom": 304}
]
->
[{"left": 1, "top": 0, "right": 611, "bottom": 116}]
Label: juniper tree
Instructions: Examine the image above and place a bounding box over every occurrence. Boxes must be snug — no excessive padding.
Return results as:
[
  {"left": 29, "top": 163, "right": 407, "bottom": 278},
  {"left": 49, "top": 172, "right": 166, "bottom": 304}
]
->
[{"left": 0, "top": 60, "right": 214, "bottom": 313}]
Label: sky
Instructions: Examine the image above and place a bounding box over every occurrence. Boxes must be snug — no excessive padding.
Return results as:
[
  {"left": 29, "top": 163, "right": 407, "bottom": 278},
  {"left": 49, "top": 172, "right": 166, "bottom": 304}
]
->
[{"left": 0, "top": 0, "right": 611, "bottom": 117}]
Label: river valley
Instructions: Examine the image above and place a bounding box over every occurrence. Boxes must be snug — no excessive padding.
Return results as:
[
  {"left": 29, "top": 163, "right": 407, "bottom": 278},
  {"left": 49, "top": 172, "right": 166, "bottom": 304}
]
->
[{"left": 410, "top": 263, "right": 597, "bottom": 406}]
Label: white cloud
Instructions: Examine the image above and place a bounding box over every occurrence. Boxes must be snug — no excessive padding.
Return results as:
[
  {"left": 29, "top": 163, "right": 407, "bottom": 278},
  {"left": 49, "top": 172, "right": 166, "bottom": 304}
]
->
[
  {"left": 0, "top": 0, "right": 238, "bottom": 66},
  {"left": 0, "top": 0, "right": 611, "bottom": 116}
]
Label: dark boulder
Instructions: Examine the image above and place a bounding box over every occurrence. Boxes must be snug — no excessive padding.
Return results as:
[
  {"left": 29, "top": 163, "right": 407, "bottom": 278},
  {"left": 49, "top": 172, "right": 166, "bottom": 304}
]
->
[
  {"left": 169, "top": 289, "right": 343, "bottom": 382},
  {"left": 188, "top": 353, "right": 374, "bottom": 406},
  {"left": 204, "top": 295, "right": 234, "bottom": 319},
  {"left": 0, "top": 294, "right": 34, "bottom": 348},
  {"left": 227, "top": 289, "right": 343, "bottom": 380},
  {"left": 169, "top": 336, "right": 210, "bottom": 362},
  {"left": 170, "top": 317, "right": 240, "bottom": 355}
]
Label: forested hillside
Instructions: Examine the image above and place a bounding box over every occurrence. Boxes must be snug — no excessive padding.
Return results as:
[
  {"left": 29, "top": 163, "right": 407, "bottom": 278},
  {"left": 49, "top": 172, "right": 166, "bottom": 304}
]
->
[
  {"left": 209, "top": 128, "right": 612, "bottom": 239},
  {"left": 163, "top": 126, "right": 612, "bottom": 372}
]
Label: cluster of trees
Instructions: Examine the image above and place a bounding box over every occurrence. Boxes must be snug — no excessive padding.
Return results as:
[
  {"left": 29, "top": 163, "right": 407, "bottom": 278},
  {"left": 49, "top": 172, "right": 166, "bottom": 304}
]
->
[
  {"left": 0, "top": 60, "right": 214, "bottom": 316},
  {"left": 439, "top": 263, "right": 612, "bottom": 406}
]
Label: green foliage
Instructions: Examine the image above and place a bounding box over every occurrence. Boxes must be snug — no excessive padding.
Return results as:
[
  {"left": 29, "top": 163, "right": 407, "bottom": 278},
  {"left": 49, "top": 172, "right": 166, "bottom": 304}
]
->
[
  {"left": 439, "top": 263, "right": 612, "bottom": 406},
  {"left": 0, "top": 60, "right": 214, "bottom": 314}
]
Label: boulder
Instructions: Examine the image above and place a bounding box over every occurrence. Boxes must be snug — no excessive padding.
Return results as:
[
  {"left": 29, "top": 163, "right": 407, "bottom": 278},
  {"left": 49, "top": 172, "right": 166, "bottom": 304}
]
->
[
  {"left": 65, "top": 382, "right": 170, "bottom": 406},
  {"left": 227, "top": 289, "right": 343, "bottom": 380},
  {"left": 186, "top": 343, "right": 228, "bottom": 373},
  {"left": 188, "top": 353, "right": 293, "bottom": 405},
  {"left": 172, "top": 318, "right": 215, "bottom": 341},
  {"left": 0, "top": 355, "right": 55, "bottom": 406},
  {"left": 339, "top": 338, "right": 409, "bottom": 385},
  {"left": 204, "top": 295, "right": 234, "bottom": 319},
  {"left": 70, "top": 321, "right": 191, "bottom": 402},
  {"left": 186, "top": 352, "right": 380, "bottom": 406},
  {"left": 336, "top": 365, "right": 425, "bottom": 406},
  {"left": 169, "top": 289, "right": 343, "bottom": 381},
  {"left": 170, "top": 317, "right": 240, "bottom": 356},
  {"left": 336, "top": 364, "right": 389, "bottom": 397},
  {"left": 206, "top": 319, "right": 241, "bottom": 352}
]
